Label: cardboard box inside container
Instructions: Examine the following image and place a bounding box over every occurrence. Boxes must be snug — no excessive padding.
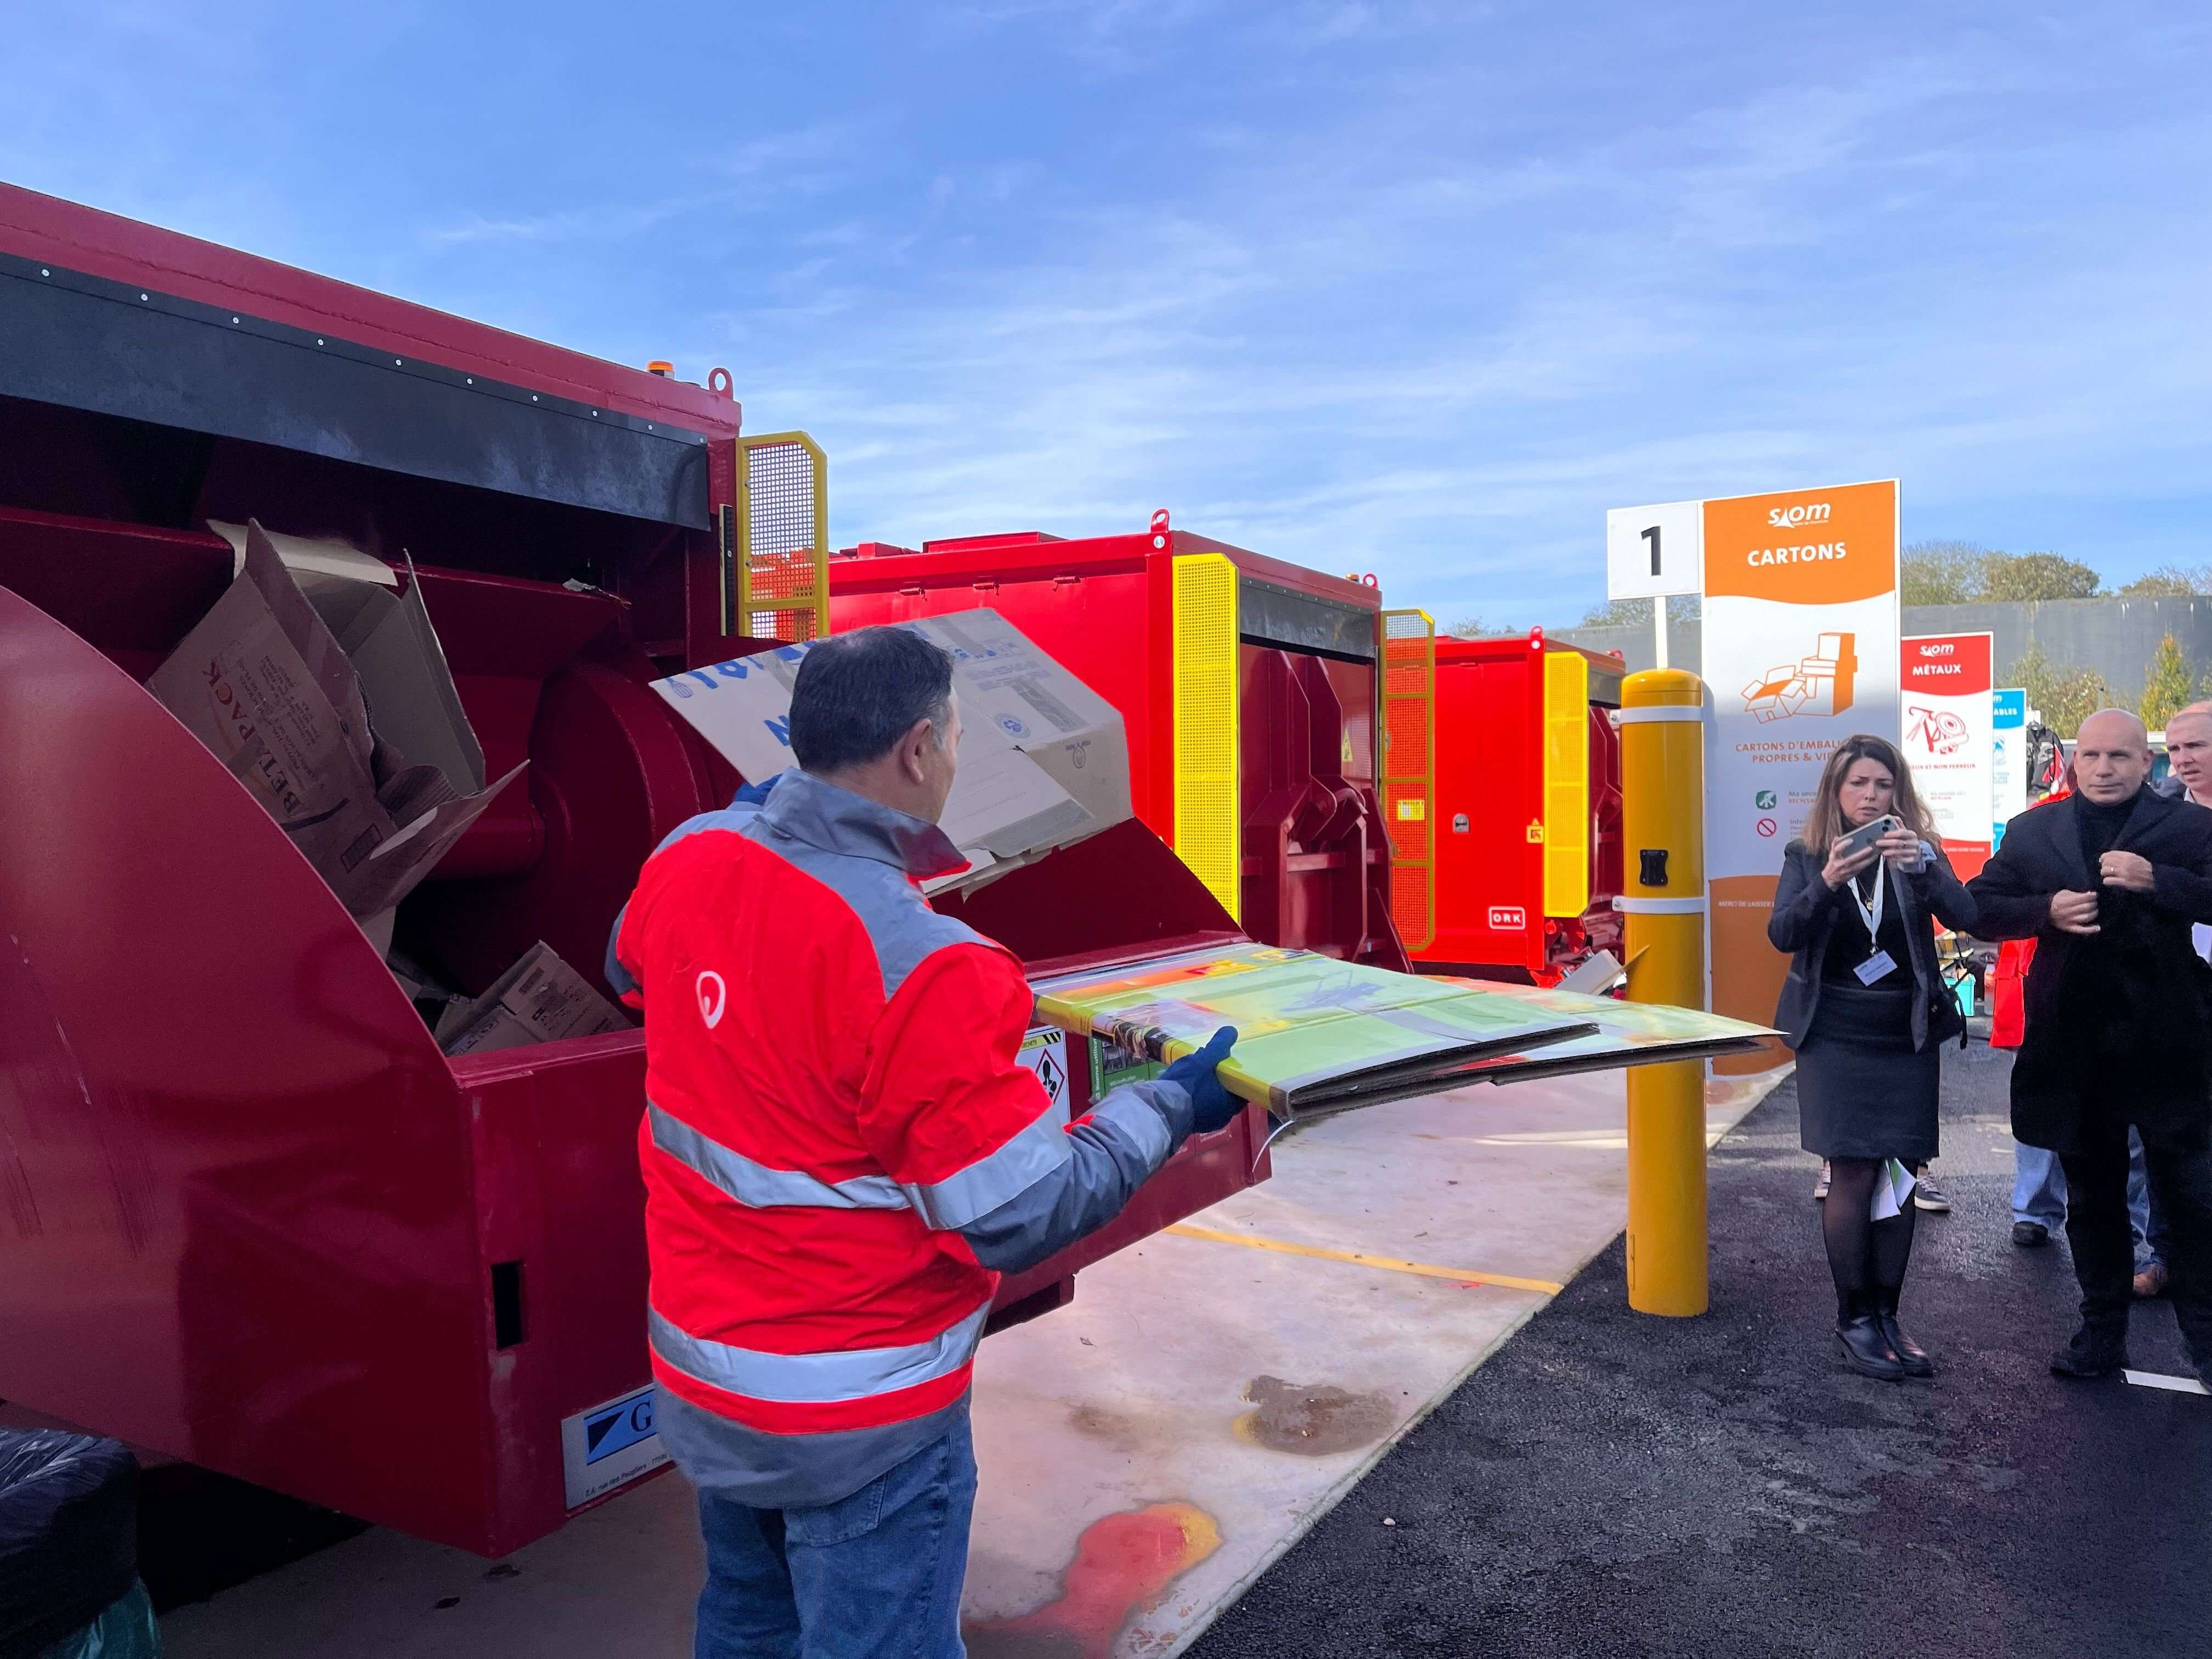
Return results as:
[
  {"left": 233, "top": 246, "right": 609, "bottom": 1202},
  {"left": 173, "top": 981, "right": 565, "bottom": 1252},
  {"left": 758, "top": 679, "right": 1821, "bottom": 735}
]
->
[
  {"left": 147, "top": 520, "right": 524, "bottom": 919},
  {"left": 648, "top": 611, "right": 1132, "bottom": 894},
  {"left": 441, "top": 941, "right": 631, "bottom": 1057}
]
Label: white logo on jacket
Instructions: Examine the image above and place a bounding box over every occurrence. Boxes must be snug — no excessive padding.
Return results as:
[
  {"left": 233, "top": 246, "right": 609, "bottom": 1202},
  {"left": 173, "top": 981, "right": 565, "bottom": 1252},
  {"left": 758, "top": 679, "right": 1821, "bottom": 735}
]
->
[{"left": 696, "top": 970, "right": 727, "bottom": 1029}]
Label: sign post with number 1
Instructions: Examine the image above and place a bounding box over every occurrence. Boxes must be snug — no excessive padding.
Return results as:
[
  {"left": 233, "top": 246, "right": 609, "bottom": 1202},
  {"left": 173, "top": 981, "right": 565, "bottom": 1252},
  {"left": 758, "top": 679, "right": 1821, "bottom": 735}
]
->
[{"left": 1605, "top": 500, "right": 1703, "bottom": 669}]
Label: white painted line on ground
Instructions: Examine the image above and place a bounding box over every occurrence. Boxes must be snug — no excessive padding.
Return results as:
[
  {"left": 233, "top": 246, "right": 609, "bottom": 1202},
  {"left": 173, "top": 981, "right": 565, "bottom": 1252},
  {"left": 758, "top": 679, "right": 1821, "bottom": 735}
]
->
[{"left": 2124, "top": 1369, "right": 2210, "bottom": 1396}]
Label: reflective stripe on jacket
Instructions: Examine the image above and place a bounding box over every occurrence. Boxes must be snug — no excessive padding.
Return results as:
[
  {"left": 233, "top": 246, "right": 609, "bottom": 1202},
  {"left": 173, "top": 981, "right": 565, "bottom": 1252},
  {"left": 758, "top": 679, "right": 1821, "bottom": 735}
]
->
[{"left": 612, "top": 769, "right": 1196, "bottom": 1507}]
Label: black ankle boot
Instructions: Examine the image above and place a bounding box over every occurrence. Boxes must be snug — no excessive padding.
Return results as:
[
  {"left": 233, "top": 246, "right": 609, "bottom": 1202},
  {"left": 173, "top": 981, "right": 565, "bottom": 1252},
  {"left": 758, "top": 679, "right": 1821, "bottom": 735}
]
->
[
  {"left": 1837, "top": 1313, "right": 1906, "bottom": 1381},
  {"left": 2050, "top": 1325, "right": 2130, "bottom": 1379},
  {"left": 1876, "top": 1298, "right": 1935, "bottom": 1379}
]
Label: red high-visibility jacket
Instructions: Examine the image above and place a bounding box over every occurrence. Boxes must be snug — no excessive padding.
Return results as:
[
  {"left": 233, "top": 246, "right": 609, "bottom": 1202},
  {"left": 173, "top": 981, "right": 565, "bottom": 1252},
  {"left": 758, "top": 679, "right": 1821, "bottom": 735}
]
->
[
  {"left": 1989, "top": 783, "right": 2071, "bottom": 1051},
  {"left": 611, "top": 769, "right": 1197, "bottom": 1507}
]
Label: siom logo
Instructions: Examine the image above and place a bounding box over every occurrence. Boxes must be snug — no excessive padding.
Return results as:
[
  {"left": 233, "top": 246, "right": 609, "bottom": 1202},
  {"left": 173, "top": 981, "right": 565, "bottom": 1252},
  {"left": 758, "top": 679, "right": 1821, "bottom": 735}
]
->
[
  {"left": 696, "top": 970, "right": 727, "bottom": 1029},
  {"left": 1766, "top": 502, "right": 1832, "bottom": 528}
]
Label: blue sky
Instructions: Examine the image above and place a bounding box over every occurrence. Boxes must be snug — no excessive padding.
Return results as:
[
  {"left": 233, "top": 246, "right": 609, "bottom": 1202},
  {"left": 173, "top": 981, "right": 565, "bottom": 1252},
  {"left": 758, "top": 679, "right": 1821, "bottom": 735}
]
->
[{"left": 8, "top": 3, "right": 2207, "bottom": 629}]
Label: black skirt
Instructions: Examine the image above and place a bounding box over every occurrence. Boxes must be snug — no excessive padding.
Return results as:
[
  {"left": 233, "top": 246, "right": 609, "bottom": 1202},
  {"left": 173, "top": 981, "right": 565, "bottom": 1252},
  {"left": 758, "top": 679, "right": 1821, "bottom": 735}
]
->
[{"left": 1796, "top": 980, "right": 1940, "bottom": 1162}]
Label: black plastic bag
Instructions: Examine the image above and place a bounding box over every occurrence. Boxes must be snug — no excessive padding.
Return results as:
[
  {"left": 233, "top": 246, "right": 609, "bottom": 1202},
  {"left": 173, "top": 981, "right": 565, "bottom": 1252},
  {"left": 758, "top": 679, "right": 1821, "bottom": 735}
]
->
[{"left": 0, "top": 1431, "right": 138, "bottom": 1658}]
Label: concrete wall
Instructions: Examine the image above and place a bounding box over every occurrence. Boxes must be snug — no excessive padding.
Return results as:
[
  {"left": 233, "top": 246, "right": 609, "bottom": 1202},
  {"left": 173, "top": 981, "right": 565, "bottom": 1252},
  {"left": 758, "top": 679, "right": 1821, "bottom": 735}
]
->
[{"left": 1554, "top": 597, "right": 2212, "bottom": 697}]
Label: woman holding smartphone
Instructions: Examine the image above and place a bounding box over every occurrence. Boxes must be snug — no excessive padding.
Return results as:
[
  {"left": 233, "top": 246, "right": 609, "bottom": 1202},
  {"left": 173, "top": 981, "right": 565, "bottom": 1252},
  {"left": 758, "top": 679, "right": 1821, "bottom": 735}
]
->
[{"left": 1769, "top": 735, "right": 1978, "bottom": 1380}]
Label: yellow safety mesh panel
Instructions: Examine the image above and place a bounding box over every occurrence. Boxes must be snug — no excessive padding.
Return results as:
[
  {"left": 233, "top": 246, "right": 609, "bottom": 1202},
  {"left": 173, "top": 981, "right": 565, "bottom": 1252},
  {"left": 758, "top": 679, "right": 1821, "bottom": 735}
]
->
[
  {"left": 1381, "top": 608, "right": 1436, "bottom": 952},
  {"left": 1542, "top": 648, "right": 1591, "bottom": 917},
  {"left": 736, "top": 432, "right": 829, "bottom": 641},
  {"left": 1172, "top": 555, "right": 1242, "bottom": 921}
]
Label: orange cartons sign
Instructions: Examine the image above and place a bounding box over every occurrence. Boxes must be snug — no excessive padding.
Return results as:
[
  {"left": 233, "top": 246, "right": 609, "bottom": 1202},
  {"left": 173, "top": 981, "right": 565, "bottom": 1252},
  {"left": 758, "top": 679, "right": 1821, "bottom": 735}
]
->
[{"left": 1702, "top": 481, "right": 1900, "bottom": 1069}]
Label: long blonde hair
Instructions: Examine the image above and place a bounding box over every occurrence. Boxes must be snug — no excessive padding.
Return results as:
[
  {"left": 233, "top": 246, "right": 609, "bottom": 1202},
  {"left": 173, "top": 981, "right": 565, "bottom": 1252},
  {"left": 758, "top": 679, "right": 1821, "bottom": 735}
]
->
[{"left": 1803, "top": 734, "right": 1937, "bottom": 856}]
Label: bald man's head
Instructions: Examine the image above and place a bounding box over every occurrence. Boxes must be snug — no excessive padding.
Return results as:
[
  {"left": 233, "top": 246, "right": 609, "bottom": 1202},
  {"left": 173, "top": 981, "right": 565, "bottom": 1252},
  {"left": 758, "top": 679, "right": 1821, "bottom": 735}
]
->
[{"left": 2074, "top": 707, "right": 2152, "bottom": 805}]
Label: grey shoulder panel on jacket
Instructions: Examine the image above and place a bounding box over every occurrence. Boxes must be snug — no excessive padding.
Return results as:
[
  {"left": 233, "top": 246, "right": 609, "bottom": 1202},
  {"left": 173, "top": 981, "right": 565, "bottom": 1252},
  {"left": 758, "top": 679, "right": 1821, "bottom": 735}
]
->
[{"left": 745, "top": 821, "right": 996, "bottom": 1001}]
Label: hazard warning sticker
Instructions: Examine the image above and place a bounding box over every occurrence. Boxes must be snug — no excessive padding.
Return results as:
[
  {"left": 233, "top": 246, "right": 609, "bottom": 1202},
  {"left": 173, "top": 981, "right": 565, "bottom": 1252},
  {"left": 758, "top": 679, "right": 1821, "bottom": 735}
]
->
[
  {"left": 1019, "top": 1026, "right": 1072, "bottom": 1121},
  {"left": 561, "top": 1383, "right": 669, "bottom": 1509}
]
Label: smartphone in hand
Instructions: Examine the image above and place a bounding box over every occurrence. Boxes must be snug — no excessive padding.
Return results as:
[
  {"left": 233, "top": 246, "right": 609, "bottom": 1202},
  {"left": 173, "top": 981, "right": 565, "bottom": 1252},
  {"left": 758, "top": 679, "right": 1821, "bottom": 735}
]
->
[{"left": 1833, "top": 814, "right": 1898, "bottom": 861}]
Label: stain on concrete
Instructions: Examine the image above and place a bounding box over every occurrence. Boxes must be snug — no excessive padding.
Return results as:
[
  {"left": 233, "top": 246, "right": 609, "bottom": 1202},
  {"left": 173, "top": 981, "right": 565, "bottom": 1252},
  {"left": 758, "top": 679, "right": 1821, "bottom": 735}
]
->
[
  {"left": 1066, "top": 1403, "right": 1142, "bottom": 1448},
  {"left": 966, "top": 1502, "right": 1222, "bottom": 1659},
  {"left": 1235, "top": 1375, "right": 1396, "bottom": 1457}
]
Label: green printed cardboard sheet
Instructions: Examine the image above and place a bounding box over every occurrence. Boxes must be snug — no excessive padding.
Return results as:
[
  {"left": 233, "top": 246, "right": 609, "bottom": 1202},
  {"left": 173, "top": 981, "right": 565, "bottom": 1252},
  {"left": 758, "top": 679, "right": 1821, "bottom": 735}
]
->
[
  {"left": 1417, "top": 978, "right": 1774, "bottom": 1090},
  {"left": 1030, "top": 944, "right": 1773, "bottom": 1118}
]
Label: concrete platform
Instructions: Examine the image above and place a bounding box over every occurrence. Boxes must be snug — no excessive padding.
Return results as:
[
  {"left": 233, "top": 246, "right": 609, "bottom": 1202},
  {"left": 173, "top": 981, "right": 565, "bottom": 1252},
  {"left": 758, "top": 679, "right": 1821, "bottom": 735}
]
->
[{"left": 159, "top": 1065, "right": 1778, "bottom": 1658}]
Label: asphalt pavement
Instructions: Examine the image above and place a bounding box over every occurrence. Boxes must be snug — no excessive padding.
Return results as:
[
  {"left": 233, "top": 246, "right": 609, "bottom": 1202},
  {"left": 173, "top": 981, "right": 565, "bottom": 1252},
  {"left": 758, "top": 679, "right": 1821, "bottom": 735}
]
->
[{"left": 1189, "top": 1040, "right": 2212, "bottom": 1659}]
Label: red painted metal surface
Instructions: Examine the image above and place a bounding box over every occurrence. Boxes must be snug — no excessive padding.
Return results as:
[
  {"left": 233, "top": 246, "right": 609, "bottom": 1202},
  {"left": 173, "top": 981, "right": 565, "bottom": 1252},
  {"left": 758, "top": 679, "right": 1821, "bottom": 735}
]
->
[
  {"left": 0, "top": 583, "right": 494, "bottom": 1547},
  {"left": 830, "top": 528, "right": 1406, "bottom": 968},
  {"left": 1412, "top": 633, "right": 1626, "bottom": 980}
]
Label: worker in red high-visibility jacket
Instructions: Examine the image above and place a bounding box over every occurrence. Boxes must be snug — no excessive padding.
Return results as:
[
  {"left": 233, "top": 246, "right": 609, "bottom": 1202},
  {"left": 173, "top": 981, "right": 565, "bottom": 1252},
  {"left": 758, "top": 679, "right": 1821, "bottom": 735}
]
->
[{"left": 608, "top": 624, "right": 1240, "bottom": 1659}]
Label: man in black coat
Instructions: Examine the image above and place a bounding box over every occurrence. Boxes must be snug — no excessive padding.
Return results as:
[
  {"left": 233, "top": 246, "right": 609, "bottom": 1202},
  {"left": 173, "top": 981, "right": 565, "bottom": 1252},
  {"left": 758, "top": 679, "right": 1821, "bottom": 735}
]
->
[{"left": 1966, "top": 708, "right": 2212, "bottom": 1378}]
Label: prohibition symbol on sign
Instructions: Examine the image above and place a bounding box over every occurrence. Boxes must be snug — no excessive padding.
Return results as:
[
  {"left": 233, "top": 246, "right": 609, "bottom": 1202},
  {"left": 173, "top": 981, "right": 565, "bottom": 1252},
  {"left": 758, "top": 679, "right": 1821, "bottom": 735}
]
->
[{"left": 1756, "top": 817, "right": 1778, "bottom": 838}]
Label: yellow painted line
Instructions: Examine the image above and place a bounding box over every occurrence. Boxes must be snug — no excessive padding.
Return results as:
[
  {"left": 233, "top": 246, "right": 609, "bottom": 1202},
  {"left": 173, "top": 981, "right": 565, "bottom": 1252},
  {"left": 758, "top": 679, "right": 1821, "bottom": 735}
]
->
[{"left": 1163, "top": 1223, "right": 1565, "bottom": 1295}]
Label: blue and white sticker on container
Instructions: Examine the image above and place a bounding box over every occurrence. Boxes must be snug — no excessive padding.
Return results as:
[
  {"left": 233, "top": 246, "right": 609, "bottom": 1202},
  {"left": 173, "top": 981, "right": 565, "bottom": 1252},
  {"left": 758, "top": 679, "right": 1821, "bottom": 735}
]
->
[{"left": 561, "top": 1383, "right": 669, "bottom": 1509}]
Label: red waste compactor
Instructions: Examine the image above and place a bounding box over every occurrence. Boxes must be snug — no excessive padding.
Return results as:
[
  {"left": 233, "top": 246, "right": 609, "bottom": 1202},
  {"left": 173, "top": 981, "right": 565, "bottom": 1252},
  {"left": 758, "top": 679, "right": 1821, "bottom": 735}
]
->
[
  {"left": 1404, "top": 631, "right": 1627, "bottom": 983},
  {"left": 830, "top": 521, "right": 1412, "bottom": 970},
  {"left": 0, "top": 184, "right": 1269, "bottom": 1556}
]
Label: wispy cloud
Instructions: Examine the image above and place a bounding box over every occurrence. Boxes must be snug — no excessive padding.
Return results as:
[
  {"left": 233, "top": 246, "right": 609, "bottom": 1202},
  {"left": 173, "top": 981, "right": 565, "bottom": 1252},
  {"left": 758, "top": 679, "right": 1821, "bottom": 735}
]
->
[{"left": 6, "top": 4, "right": 2209, "bottom": 622}]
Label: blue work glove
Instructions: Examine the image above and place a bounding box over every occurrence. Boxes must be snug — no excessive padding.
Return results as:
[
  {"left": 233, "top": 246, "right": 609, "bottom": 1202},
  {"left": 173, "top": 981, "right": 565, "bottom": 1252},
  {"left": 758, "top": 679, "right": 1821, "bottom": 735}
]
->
[{"left": 1161, "top": 1025, "right": 1241, "bottom": 1135}]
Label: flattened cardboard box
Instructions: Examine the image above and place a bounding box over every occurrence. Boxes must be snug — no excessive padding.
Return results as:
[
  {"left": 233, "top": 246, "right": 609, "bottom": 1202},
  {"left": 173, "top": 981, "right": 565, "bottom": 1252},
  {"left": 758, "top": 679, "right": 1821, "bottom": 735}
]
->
[
  {"left": 148, "top": 520, "right": 524, "bottom": 918},
  {"left": 649, "top": 611, "right": 1132, "bottom": 893},
  {"left": 441, "top": 941, "right": 631, "bottom": 1057}
]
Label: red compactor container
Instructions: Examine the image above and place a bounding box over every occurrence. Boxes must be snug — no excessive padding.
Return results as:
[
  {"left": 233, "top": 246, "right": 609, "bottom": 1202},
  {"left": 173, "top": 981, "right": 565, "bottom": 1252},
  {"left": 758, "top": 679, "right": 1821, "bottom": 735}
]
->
[
  {"left": 0, "top": 186, "right": 1267, "bottom": 1555},
  {"left": 1407, "top": 631, "right": 1627, "bottom": 983},
  {"left": 832, "top": 520, "right": 1410, "bottom": 970}
]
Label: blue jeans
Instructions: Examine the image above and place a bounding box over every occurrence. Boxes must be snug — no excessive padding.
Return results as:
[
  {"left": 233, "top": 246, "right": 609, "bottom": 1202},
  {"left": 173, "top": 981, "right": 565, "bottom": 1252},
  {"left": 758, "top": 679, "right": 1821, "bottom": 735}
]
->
[
  {"left": 2013, "top": 1134, "right": 2165, "bottom": 1268},
  {"left": 694, "top": 1414, "right": 977, "bottom": 1659}
]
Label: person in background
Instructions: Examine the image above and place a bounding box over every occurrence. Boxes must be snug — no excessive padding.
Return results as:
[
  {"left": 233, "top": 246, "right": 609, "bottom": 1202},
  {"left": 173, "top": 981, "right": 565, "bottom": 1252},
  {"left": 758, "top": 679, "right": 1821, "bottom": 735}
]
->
[
  {"left": 607, "top": 627, "right": 1244, "bottom": 1659},
  {"left": 2124, "top": 699, "right": 2212, "bottom": 1294},
  {"left": 1967, "top": 708, "right": 2212, "bottom": 1380},
  {"left": 1770, "top": 735, "right": 1978, "bottom": 1381}
]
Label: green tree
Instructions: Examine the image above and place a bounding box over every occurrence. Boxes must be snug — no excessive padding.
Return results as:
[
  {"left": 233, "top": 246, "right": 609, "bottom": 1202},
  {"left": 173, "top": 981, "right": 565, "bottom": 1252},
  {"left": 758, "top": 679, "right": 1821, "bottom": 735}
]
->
[
  {"left": 2140, "top": 633, "right": 2196, "bottom": 730},
  {"left": 2005, "top": 641, "right": 2114, "bottom": 738},
  {"left": 1901, "top": 540, "right": 1992, "bottom": 606},
  {"left": 2120, "top": 564, "right": 2212, "bottom": 597},
  {"left": 1982, "top": 551, "right": 2102, "bottom": 602},
  {"left": 1577, "top": 594, "right": 1701, "bottom": 627}
]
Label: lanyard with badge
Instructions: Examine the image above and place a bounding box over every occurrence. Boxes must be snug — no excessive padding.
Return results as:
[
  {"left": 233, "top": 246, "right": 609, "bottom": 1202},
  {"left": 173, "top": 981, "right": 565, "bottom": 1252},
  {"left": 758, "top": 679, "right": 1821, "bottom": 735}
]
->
[{"left": 1848, "top": 857, "right": 1898, "bottom": 985}]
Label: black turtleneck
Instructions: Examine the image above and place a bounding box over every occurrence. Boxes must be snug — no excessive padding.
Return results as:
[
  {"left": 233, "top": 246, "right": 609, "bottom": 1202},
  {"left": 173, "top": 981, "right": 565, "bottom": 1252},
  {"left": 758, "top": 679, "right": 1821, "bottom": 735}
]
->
[{"left": 2077, "top": 791, "right": 2137, "bottom": 870}]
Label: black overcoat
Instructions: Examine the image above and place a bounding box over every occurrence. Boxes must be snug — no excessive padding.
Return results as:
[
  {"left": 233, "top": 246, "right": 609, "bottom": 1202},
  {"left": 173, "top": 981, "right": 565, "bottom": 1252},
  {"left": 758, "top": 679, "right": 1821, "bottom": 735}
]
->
[
  {"left": 1965, "top": 788, "right": 2212, "bottom": 1151},
  {"left": 1767, "top": 839, "right": 1978, "bottom": 1054}
]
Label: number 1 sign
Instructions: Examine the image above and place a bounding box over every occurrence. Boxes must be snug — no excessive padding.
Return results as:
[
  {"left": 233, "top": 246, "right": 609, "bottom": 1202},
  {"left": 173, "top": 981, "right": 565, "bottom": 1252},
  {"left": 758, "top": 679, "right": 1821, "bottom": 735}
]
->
[
  {"left": 1605, "top": 498, "right": 1703, "bottom": 669},
  {"left": 1605, "top": 500, "right": 1703, "bottom": 601}
]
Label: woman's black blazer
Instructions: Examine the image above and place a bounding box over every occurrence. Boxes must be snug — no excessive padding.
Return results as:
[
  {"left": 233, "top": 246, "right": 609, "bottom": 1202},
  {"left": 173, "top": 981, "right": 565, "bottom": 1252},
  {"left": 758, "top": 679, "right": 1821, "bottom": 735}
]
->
[{"left": 1766, "top": 839, "right": 1978, "bottom": 1052}]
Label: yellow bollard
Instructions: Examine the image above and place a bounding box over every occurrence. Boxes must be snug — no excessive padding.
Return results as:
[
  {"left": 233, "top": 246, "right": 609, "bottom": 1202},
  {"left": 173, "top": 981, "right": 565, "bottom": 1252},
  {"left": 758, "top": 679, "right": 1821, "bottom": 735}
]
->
[{"left": 1618, "top": 668, "right": 1708, "bottom": 1316}]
